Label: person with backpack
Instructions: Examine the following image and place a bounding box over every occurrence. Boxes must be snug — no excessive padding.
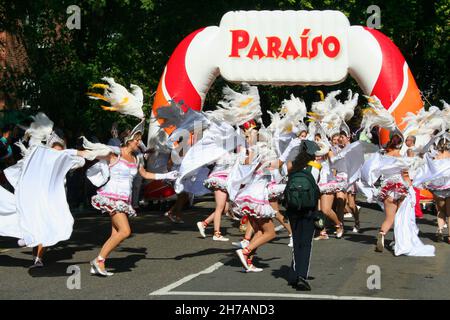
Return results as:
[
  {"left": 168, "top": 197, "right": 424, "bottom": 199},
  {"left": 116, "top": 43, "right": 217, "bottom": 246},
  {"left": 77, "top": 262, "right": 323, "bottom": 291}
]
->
[{"left": 283, "top": 140, "right": 321, "bottom": 291}]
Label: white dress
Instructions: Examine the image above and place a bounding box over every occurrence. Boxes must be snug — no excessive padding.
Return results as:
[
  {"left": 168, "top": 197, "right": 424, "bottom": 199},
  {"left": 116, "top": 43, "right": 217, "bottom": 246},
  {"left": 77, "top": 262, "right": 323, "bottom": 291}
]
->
[
  {"left": 360, "top": 152, "right": 434, "bottom": 257},
  {"left": 232, "top": 168, "right": 276, "bottom": 219},
  {"left": 91, "top": 155, "right": 138, "bottom": 217},
  {"left": 0, "top": 145, "right": 85, "bottom": 247},
  {"left": 361, "top": 153, "right": 409, "bottom": 202},
  {"left": 413, "top": 154, "right": 450, "bottom": 198},
  {"left": 317, "top": 158, "right": 347, "bottom": 194},
  {"left": 203, "top": 152, "right": 237, "bottom": 192},
  {"left": 267, "top": 167, "right": 286, "bottom": 201},
  {"left": 174, "top": 120, "right": 245, "bottom": 195}
]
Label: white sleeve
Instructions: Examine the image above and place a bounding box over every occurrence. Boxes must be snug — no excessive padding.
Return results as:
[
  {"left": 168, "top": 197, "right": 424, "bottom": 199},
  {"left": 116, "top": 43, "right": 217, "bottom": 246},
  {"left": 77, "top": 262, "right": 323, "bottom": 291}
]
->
[{"left": 86, "top": 160, "right": 110, "bottom": 187}]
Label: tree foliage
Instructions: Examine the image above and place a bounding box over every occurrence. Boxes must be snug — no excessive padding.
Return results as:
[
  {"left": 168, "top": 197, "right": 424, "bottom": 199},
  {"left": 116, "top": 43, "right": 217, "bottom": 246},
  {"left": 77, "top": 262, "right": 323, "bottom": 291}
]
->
[{"left": 1, "top": 0, "right": 448, "bottom": 143}]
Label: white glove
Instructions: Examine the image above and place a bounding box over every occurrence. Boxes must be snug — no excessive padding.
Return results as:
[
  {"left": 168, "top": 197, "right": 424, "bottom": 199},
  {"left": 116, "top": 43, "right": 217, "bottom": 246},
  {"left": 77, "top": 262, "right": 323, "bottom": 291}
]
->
[
  {"left": 279, "top": 138, "right": 302, "bottom": 163},
  {"left": 155, "top": 170, "right": 179, "bottom": 181}
]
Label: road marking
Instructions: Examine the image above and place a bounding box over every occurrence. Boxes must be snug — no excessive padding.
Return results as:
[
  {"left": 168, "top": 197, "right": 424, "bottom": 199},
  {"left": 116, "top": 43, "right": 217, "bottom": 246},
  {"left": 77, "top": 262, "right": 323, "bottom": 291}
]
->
[
  {"left": 149, "top": 262, "right": 224, "bottom": 296},
  {"left": 149, "top": 261, "right": 394, "bottom": 300},
  {"left": 155, "top": 290, "right": 395, "bottom": 300}
]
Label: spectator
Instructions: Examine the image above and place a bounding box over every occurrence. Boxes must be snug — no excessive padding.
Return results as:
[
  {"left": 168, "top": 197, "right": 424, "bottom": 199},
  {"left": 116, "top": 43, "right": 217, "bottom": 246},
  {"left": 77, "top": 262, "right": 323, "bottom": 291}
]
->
[
  {"left": 0, "top": 124, "right": 13, "bottom": 162},
  {"left": 107, "top": 123, "right": 121, "bottom": 147}
]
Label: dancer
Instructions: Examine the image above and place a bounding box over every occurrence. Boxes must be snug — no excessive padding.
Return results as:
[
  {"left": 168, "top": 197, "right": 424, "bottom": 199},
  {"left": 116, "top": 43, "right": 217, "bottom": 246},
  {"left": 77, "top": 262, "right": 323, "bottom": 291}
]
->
[
  {"left": 413, "top": 135, "right": 450, "bottom": 243},
  {"left": 234, "top": 141, "right": 277, "bottom": 272},
  {"left": 339, "top": 130, "right": 361, "bottom": 232},
  {"left": 307, "top": 90, "right": 359, "bottom": 239},
  {"left": 159, "top": 84, "right": 261, "bottom": 242},
  {"left": 360, "top": 96, "right": 435, "bottom": 256},
  {"left": 86, "top": 78, "right": 178, "bottom": 276},
  {"left": 86, "top": 130, "right": 178, "bottom": 276},
  {"left": 198, "top": 150, "right": 238, "bottom": 241},
  {"left": 0, "top": 113, "right": 88, "bottom": 268}
]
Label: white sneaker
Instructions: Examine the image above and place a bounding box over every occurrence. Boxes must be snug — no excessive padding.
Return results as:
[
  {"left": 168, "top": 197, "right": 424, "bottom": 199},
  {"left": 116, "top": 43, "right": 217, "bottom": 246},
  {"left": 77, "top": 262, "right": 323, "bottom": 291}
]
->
[
  {"left": 196, "top": 222, "right": 206, "bottom": 238},
  {"left": 246, "top": 264, "right": 263, "bottom": 273},
  {"left": 89, "top": 259, "right": 114, "bottom": 277},
  {"left": 213, "top": 234, "right": 229, "bottom": 241},
  {"left": 29, "top": 257, "right": 44, "bottom": 269},
  {"left": 236, "top": 249, "right": 249, "bottom": 270},
  {"left": 344, "top": 213, "right": 353, "bottom": 219},
  {"left": 288, "top": 236, "right": 293, "bottom": 247},
  {"left": 165, "top": 212, "right": 177, "bottom": 223},
  {"left": 352, "top": 225, "right": 361, "bottom": 233},
  {"left": 274, "top": 225, "right": 285, "bottom": 233},
  {"left": 232, "top": 239, "right": 250, "bottom": 249}
]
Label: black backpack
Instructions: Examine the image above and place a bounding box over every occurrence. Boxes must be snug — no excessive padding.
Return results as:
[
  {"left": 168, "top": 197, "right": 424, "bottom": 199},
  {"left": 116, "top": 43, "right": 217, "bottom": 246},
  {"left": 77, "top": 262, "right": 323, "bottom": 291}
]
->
[{"left": 283, "top": 168, "right": 320, "bottom": 212}]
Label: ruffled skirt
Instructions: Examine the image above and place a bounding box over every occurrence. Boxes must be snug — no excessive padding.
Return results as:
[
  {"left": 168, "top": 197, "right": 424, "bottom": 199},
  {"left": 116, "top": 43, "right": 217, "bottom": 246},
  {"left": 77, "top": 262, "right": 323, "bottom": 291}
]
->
[
  {"left": 379, "top": 175, "right": 409, "bottom": 202},
  {"left": 424, "top": 178, "right": 450, "bottom": 199},
  {"left": 268, "top": 181, "right": 286, "bottom": 201},
  {"left": 319, "top": 173, "right": 348, "bottom": 194},
  {"left": 91, "top": 194, "right": 136, "bottom": 217},
  {"left": 203, "top": 169, "right": 229, "bottom": 192},
  {"left": 232, "top": 180, "right": 276, "bottom": 219}
]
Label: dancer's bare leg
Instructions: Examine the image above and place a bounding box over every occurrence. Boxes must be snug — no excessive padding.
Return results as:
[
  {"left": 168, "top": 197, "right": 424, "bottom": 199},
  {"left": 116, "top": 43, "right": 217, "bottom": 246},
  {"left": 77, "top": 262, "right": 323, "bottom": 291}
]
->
[
  {"left": 97, "top": 212, "right": 131, "bottom": 271},
  {"left": 272, "top": 201, "right": 292, "bottom": 235}
]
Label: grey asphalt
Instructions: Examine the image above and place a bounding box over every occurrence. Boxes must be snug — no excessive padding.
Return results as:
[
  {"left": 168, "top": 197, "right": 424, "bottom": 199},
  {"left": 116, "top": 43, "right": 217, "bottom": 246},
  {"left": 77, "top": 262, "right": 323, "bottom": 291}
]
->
[{"left": 0, "top": 197, "right": 449, "bottom": 300}]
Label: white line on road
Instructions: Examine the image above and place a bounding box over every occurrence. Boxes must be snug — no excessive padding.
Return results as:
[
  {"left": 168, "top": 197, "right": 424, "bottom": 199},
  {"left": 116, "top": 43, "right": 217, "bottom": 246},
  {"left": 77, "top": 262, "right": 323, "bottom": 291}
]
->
[
  {"left": 149, "top": 262, "right": 224, "bottom": 296},
  {"left": 156, "top": 291, "right": 395, "bottom": 300}
]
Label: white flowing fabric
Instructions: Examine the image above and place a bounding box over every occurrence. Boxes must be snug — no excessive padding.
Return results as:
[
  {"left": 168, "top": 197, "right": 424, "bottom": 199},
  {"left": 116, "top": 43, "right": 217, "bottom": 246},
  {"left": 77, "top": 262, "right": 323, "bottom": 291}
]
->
[
  {"left": 394, "top": 187, "right": 435, "bottom": 257},
  {"left": 174, "top": 121, "right": 245, "bottom": 195},
  {"left": 3, "top": 160, "right": 24, "bottom": 189},
  {"left": 331, "top": 141, "right": 366, "bottom": 185},
  {"left": 0, "top": 146, "right": 85, "bottom": 247},
  {"left": 226, "top": 155, "right": 262, "bottom": 201},
  {"left": 412, "top": 154, "right": 450, "bottom": 187},
  {"left": 0, "top": 185, "right": 22, "bottom": 239},
  {"left": 86, "top": 160, "right": 110, "bottom": 187}
]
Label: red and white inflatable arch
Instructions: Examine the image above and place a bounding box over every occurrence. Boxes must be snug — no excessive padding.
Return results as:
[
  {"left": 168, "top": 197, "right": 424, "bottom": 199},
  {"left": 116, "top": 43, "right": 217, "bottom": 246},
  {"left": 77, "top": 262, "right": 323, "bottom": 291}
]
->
[{"left": 150, "top": 10, "right": 423, "bottom": 144}]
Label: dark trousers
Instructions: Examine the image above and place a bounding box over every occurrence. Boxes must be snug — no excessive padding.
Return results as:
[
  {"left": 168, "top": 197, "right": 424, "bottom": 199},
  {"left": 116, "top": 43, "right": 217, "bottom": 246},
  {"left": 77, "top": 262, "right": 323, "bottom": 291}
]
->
[{"left": 288, "top": 213, "right": 315, "bottom": 279}]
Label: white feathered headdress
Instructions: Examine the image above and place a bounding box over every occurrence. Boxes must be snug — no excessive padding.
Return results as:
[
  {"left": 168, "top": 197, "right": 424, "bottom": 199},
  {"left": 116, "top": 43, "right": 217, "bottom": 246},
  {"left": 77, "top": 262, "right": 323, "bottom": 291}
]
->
[
  {"left": 308, "top": 90, "right": 354, "bottom": 139},
  {"left": 25, "top": 112, "right": 54, "bottom": 147},
  {"left": 400, "top": 101, "right": 449, "bottom": 154},
  {"left": 87, "top": 77, "right": 144, "bottom": 119},
  {"left": 266, "top": 94, "right": 307, "bottom": 135},
  {"left": 360, "top": 95, "right": 398, "bottom": 138},
  {"left": 335, "top": 89, "right": 359, "bottom": 122},
  {"left": 309, "top": 90, "right": 341, "bottom": 121},
  {"left": 206, "top": 83, "right": 262, "bottom": 127}
]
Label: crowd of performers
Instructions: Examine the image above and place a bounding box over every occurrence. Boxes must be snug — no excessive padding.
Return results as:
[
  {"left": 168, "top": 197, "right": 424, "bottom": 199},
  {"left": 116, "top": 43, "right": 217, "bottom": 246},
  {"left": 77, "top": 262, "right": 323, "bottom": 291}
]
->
[{"left": 0, "top": 78, "right": 449, "bottom": 285}]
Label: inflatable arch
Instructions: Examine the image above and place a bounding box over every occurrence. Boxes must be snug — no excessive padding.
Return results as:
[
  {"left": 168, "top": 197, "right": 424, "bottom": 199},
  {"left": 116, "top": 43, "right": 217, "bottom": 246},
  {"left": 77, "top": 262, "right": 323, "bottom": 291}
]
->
[{"left": 149, "top": 10, "right": 423, "bottom": 144}]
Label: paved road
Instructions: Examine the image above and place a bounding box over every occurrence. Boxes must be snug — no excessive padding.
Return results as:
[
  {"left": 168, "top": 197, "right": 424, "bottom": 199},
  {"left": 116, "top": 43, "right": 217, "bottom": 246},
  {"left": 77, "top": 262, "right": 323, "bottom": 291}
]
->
[{"left": 0, "top": 197, "right": 448, "bottom": 300}]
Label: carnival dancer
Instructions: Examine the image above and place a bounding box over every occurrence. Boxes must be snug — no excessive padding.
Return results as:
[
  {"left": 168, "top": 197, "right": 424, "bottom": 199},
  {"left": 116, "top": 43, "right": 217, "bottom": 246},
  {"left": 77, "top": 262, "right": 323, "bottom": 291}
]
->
[
  {"left": 360, "top": 96, "right": 435, "bottom": 256},
  {"left": 233, "top": 139, "right": 278, "bottom": 272},
  {"left": 0, "top": 113, "right": 88, "bottom": 268},
  {"left": 307, "top": 90, "right": 359, "bottom": 239},
  {"left": 413, "top": 133, "right": 450, "bottom": 243},
  {"left": 158, "top": 84, "right": 261, "bottom": 242},
  {"left": 338, "top": 130, "right": 361, "bottom": 233},
  {"left": 86, "top": 78, "right": 178, "bottom": 276}
]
